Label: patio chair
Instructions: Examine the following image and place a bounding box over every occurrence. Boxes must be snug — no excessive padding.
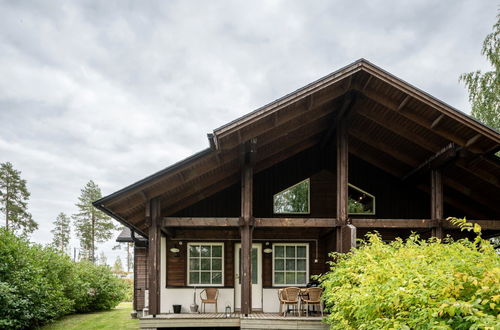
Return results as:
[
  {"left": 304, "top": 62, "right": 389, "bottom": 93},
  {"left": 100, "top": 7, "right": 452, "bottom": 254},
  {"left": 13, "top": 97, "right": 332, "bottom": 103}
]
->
[
  {"left": 200, "top": 288, "right": 219, "bottom": 313},
  {"left": 302, "top": 287, "right": 323, "bottom": 317},
  {"left": 282, "top": 287, "right": 301, "bottom": 317},
  {"left": 277, "top": 289, "right": 287, "bottom": 314}
]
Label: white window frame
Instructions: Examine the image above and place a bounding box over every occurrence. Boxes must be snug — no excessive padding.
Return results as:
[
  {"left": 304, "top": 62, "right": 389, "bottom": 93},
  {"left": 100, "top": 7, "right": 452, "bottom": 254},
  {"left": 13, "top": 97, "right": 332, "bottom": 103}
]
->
[
  {"left": 273, "top": 178, "right": 311, "bottom": 214},
  {"left": 272, "top": 243, "right": 309, "bottom": 287},
  {"left": 187, "top": 242, "right": 224, "bottom": 287}
]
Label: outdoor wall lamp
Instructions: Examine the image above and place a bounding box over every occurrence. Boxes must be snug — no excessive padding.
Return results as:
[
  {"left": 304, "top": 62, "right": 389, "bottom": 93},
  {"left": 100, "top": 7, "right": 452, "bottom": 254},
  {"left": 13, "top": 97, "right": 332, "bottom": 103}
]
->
[
  {"left": 170, "top": 242, "right": 182, "bottom": 255},
  {"left": 263, "top": 242, "right": 272, "bottom": 254}
]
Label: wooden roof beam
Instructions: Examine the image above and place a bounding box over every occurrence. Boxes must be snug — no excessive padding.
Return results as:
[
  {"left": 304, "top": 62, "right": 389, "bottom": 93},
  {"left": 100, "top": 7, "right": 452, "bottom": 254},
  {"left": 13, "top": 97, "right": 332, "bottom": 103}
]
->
[
  {"left": 349, "top": 126, "right": 420, "bottom": 167},
  {"left": 349, "top": 134, "right": 498, "bottom": 215},
  {"left": 402, "top": 143, "right": 459, "bottom": 181},
  {"left": 397, "top": 95, "right": 411, "bottom": 112},
  {"left": 431, "top": 114, "right": 445, "bottom": 129},
  {"left": 162, "top": 217, "right": 340, "bottom": 228},
  {"left": 361, "top": 75, "right": 373, "bottom": 91},
  {"left": 465, "top": 134, "right": 482, "bottom": 148},
  {"left": 163, "top": 133, "right": 324, "bottom": 216},
  {"left": 349, "top": 138, "right": 408, "bottom": 177},
  {"left": 320, "top": 91, "right": 356, "bottom": 149},
  {"left": 355, "top": 107, "right": 499, "bottom": 188},
  {"left": 215, "top": 86, "right": 347, "bottom": 150},
  {"left": 114, "top": 108, "right": 334, "bottom": 213},
  {"left": 357, "top": 89, "right": 484, "bottom": 153},
  {"left": 355, "top": 106, "right": 441, "bottom": 152}
]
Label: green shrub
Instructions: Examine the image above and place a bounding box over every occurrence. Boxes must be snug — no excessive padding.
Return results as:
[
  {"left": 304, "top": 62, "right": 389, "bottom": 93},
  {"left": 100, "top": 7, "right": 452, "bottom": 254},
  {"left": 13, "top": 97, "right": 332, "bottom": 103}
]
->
[
  {"left": 0, "top": 228, "right": 127, "bottom": 329},
  {"left": 122, "top": 278, "right": 134, "bottom": 302},
  {"left": 320, "top": 218, "right": 500, "bottom": 330}
]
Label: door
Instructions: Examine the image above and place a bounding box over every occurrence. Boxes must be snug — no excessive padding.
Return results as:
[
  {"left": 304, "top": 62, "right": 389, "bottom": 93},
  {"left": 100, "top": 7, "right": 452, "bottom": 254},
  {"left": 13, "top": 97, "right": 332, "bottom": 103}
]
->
[{"left": 234, "top": 243, "right": 262, "bottom": 310}]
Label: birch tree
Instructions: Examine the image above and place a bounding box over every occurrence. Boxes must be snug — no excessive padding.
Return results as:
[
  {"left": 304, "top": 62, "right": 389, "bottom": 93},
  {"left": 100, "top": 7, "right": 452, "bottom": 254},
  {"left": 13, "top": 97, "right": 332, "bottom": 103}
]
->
[{"left": 460, "top": 12, "right": 499, "bottom": 131}]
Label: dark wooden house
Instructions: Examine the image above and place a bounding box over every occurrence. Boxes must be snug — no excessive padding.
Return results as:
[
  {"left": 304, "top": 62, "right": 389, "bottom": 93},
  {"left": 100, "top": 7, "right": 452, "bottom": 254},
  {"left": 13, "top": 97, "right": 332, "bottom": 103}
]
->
[{"left": 96, "top": 59, "right": 500, "bottom": 329}]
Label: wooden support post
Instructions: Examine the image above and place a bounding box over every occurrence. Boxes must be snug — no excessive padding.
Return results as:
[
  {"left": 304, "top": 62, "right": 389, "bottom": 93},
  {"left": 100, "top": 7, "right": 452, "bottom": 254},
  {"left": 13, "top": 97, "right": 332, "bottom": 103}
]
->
[
  {"left": 431, "top": 169, "right": 444, "bottom": 239},
  {"left": 240, "top": 139, "right": 256, "bottom": 316},
  {"left": 147, "top": 198, "right": 162, "bottom": 316},
  {"left": 336, "top": 118, "right": 356, "bottom": 253}
]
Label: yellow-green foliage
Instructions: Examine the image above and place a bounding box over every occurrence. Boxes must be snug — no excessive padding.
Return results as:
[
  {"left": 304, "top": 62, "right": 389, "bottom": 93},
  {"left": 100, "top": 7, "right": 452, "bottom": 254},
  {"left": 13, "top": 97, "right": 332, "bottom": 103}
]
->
[{"left": 320, "top": 218, "right": 500, "bottom": 329}]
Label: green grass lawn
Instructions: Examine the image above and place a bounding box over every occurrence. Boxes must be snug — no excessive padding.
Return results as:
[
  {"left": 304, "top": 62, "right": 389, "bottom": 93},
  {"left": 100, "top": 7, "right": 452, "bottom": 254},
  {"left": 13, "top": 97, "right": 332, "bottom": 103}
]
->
[{"left": 41, "top": 302, "right": 138, "bottom": 330}]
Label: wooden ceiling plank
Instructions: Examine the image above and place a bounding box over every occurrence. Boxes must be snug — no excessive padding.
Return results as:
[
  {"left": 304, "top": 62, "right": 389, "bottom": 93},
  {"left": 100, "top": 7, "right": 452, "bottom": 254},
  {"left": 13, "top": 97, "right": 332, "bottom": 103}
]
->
[
  {"left": 356, "top": 106, "right": 441, "bottom": 152},
  {"left": 165, "top": 132, "right": 324, "bottom": 217},
  {"left": 431, "top": 114, "right": 445, "bottom": 129},
  {"left": 402, "top": 143, "right": 458, "bottom": 181},
  {"left": 357, "top": 88, "right": 486, "bottom": 153},
  {"left": 355, "top": 107, "right": 499, "bottom": 188},
  {"left": 217, "top": 86, "right": 347, "bottom": 150},
  {"left": 361, "top": 75, "right": 373, "bottom": 91},
  {"left": 348, "top": 140, "right": 407, "bottom": 177},
  {"left": 359, "top": 64, "right": 500, "bottom": 144},
  {"left": 349, "top": 126, "right": 420, "bottom": 167},
  {"left": 213, "top": 63, "right": 363, "bottom": 140},
  {"left": 456, "top": 159, "right": 500, "bottom": 188},
  {"left": 397, "top": 95, "right": 411, "bottom": 112},
  {"left": 349, "top": 137, "right": 491, "bottom": 219},
  {"left": 320, "top": 91, "right": 356, "bottom": 149},
  {"left": 114, "top": 110, "right": 333, "bottom": 213},
  {"left": 465, "top": 134, "right": 482, "bottom": 148}
]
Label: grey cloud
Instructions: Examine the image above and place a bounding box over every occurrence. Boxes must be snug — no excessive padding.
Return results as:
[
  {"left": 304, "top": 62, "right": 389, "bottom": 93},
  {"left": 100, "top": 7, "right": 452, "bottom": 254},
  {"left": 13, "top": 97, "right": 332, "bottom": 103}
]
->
[{"left": 0, "top": 0, "right": 496, "bottom": 264}]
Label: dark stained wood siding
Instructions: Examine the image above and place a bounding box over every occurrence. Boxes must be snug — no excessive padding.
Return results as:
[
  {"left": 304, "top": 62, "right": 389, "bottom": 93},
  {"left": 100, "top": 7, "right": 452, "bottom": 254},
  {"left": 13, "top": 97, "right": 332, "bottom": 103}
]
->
[
  {"left": 134, "top": 247, "right": 147, "bottom": 311},
  {"left": 172, "top": 145, "right": 473, "bottom": 220},
  {"left": 166, "top": 229, "right": 239, "bottom": 287},
  {"left": 165, "top": 228, "right": 334, "bottom": 288}
]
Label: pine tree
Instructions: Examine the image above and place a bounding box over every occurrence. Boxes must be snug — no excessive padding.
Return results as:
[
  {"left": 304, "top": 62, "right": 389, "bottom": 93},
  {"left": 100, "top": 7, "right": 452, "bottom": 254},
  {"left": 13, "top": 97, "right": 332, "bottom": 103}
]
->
[
  {"left": 0, "top": 162, "right": 38, "bottom": 236},
  {"left": 126, "top": 242, "right": 133, "bottom": 273},
  {"left": 460, "top": 12, "right": 500, "bottom": 131},
  {"left": 98, "top": 251, "right": 108, "bottom": 266},
  {"left": 113, "top": 256, "right": 124, "bottom": 274},
  {"left": 73, "top": 180, "right": 116, "bottom": 263},
  {"left": 51, "top": 212, "right": 71, "bottom": 252}
]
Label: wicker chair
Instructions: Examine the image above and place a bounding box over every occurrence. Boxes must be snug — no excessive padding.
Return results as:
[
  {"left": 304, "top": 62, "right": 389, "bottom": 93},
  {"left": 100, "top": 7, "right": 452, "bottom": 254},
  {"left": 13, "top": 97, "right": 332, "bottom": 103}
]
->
[
  {"left": 277, "top": 289, "right": 287, "bottom": 314},
  {"left": 282, "top": 287, "right": 301, "bottom": 316},
  {"left": 200, "top": 288, "right": 218, "bottom": 313},
  {"left": 302, "top": 287, "right": 323, "bottom": 317}
]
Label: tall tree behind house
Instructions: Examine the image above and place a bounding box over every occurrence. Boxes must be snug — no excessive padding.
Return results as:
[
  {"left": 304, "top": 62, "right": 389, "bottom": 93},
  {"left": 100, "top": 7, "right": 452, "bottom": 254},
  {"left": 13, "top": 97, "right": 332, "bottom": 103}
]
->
[
  {"left": 51, "top": 212, "right": 71, "bottom": 253},
  {"left": 460, "top": 12, "right": 500, "bottom": 131},
  {"left": 0, "top": 162, "right": 38, "bottom": 236},
  {"left": 73, "top": 180, "right": 116, "bottom": 263}
]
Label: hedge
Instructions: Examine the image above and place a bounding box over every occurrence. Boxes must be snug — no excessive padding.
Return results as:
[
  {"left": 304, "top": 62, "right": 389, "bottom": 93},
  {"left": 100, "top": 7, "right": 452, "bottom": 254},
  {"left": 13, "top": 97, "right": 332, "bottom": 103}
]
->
[
  {"left": 0, "top": 228, "right": 127, "bottom": 329},
  {"left": 320, "top": 218, "right": 500, "bottom": 329}
]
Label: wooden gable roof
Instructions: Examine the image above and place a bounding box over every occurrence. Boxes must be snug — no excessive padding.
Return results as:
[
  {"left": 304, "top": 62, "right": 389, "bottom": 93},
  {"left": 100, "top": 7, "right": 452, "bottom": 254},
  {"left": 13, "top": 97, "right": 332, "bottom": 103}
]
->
[{"left": 94, "top": 59, "right": 500, "bottom": 237}]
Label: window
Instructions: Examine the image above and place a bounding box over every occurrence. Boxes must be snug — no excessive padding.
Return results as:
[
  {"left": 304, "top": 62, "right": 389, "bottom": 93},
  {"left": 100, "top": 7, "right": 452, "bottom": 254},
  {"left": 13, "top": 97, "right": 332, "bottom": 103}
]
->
[
  {"left": 273, "top": 179, "right": 310, "bottom": 214},
  {"left": 187, "top": 243, "right": 224, "bottom": 286},
  {"left": 272, "top": 243, "right": 309, "bottom": 286},
  {"left": 348, "top": 184, "right": 375, "bottom": 215}
]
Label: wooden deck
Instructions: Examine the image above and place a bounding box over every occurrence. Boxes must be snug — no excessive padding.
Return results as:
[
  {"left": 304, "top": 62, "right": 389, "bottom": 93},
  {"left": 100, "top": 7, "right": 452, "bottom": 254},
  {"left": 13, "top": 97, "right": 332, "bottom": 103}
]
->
[{"left": 139, "top": 312, "right": 328, "bottom": 329}]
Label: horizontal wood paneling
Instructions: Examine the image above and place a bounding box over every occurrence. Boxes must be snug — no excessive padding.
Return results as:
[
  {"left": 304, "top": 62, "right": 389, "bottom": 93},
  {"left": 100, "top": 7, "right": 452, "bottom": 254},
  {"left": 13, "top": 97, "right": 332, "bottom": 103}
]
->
[
  {"left": 165, "top": 228, "right": 335, "bottom": 289},
  {"left": 134, "top": 247, "right": 147, "bottom": 310}
]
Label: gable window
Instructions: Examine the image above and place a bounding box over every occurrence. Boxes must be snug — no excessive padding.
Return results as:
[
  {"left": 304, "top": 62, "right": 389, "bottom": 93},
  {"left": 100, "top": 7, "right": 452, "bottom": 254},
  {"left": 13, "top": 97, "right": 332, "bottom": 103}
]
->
[
  {"left": 348, "top": 184, "right": 375, "bottom": 215},
  {"left": 273, "top": 179, "right": 310, "bottom": 214},
  {"left": 187, "top": 243, "right": 224, "bottom": 286},
  {"left": 272, "top": 243, "right": 309, "bottom": 286}
]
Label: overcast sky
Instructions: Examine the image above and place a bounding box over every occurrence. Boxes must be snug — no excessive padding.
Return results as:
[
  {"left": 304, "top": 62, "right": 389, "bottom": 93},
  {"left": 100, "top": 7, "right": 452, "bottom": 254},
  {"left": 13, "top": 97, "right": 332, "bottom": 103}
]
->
[{"left": 0, "top": 0, "right": 497, "bottom": 265}]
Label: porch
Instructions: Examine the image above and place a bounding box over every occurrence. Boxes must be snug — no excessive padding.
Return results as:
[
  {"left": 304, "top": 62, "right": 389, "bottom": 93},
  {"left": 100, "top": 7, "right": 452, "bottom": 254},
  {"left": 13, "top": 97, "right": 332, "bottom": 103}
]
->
[{"left": 140, "top": 312, "right": 327, "bottom": 330}]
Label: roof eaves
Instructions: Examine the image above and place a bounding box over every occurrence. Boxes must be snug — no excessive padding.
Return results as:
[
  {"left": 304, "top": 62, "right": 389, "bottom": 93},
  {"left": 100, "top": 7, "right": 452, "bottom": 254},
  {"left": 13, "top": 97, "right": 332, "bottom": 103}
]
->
[
  {"left": 358, "top": 60, "right": 500, "bottom": 142},
  {"left": 93, "top": 147, "right": 212, "bottom": 206},
  {"left": 212, "top": 58, "right": 367, "bottom": 142}
]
